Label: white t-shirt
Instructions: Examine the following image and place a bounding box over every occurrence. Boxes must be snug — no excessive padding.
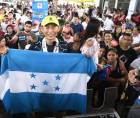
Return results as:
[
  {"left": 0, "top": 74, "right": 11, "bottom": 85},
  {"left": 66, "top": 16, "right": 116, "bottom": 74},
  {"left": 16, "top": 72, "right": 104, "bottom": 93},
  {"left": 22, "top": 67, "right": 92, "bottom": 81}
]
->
[
  {"left": 1, "top": 22, "right": 8, "bottom": 33},
  {"left": 132, "top": 34, "right": 140, "bottom": 45},
  {"left": 130, "top": 58, "right": 140, "bottom": 69},
  {"left": 104, "top": 17, "right": 114, "bottom": 31},
  {"left": 82, "top": 21, "right": 88, "bottom": 30}
]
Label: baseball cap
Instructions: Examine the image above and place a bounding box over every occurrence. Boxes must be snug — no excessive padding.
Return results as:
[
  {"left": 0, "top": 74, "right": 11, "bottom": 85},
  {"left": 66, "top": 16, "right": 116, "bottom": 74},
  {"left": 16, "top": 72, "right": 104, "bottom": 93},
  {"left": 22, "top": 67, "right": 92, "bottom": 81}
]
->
[{"left": 41, "top": 15, "right": 59, "bottom": 26}]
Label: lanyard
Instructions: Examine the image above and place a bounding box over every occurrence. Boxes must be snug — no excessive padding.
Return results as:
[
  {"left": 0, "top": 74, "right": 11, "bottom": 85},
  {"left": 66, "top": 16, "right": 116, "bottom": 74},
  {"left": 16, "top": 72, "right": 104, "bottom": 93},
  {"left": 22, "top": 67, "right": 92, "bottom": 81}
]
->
[{"left": 42, "top": 38, "right": 59, "bottom": 53}]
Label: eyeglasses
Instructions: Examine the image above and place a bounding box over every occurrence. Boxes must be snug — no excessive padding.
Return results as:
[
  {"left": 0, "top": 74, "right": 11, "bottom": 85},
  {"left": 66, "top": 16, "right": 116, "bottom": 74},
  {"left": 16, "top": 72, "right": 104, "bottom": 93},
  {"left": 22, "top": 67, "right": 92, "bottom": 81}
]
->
[{"left": 62, "top": 32, "right": 70, "bottom": 35}]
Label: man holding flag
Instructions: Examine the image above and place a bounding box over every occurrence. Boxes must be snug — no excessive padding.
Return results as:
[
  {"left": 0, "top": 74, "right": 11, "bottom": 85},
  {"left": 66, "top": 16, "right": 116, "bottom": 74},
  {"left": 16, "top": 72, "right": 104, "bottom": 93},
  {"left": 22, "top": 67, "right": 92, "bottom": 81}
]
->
[{"left": 0, "top": 15, "right": 97, "bottom": 118}]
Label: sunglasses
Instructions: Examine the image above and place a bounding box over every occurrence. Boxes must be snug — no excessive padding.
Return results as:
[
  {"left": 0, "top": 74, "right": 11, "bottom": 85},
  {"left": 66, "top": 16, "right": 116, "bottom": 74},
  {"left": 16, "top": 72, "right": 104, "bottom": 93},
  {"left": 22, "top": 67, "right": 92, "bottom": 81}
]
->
[{"left": 62, "top": 32, "right": 70, "bottom": 35}]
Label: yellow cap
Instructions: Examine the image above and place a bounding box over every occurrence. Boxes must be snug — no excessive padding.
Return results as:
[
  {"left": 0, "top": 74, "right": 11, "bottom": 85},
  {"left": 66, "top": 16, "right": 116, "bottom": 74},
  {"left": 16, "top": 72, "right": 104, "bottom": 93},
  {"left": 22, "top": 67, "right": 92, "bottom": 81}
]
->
[{"left": 41, "top": 15, "right": 59, "bottom": 26}]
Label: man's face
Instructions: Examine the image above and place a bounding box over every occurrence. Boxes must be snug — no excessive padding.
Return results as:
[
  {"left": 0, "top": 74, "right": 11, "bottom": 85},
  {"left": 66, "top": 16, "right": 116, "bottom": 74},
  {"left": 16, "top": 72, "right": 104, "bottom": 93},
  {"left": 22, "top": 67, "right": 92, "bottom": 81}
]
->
[
  {"left": 122, "top": 35, "right": 132, "bottom": 47},
  {"left": 42, "top": 24, "right": 59, "bottom": 41},
  {"left": 133, "top": 28, "right": 139, "bottom": 36},
  {"left": 24, "top": 24, "right": 32, "bottom": 33},
  {"left": 73, "top": 17, "right": 79, "bottom": 24}
]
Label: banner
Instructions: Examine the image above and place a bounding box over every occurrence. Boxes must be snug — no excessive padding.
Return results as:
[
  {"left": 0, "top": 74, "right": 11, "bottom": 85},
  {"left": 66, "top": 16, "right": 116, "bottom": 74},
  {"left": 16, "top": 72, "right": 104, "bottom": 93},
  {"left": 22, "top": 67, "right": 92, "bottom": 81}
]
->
[{"left": 32, "top": 0, "right": 48, "bottom": 23}]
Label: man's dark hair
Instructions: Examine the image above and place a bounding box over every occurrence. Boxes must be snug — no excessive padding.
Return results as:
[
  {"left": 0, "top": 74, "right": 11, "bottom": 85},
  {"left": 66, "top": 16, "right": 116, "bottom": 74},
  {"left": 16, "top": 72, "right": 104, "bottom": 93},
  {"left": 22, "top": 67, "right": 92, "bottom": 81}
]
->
[
  {"left": 25, "top": 21, "right": 32, "bottom": 26},
  {"left": 104, "top": 31, "right": 113, "bottom": 36}
]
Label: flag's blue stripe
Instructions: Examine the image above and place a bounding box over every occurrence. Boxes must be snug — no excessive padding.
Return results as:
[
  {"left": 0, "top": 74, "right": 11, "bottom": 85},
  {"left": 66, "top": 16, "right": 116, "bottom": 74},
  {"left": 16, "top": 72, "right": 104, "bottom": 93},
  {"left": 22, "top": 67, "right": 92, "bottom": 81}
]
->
[
  {"left": 2, "top": 49, "right": 96, "bottom": 75},
  {"left": 3, "top": 91, "right": 86, "bottom": 114},
  {"left": 0, "top": 55, "right": 9, "bottom": 75}
]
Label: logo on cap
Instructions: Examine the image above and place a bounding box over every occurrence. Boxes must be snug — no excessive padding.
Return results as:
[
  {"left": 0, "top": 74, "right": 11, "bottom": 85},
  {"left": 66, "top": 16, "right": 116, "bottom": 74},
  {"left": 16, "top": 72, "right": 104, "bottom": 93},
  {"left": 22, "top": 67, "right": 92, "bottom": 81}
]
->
[{"left": 49, "top": 17, "right": 53, "bottom": 21}]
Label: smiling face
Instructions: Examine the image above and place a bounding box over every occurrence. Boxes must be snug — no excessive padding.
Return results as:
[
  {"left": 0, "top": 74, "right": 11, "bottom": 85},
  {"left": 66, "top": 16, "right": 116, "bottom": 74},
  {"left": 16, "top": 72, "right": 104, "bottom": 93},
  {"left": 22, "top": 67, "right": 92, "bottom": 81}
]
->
[
  {"left": 104, "top": 33, "right": 112, "bottom": 46},
  {"left": 42, "top": 23, "right": 59, "bottom": 41}
]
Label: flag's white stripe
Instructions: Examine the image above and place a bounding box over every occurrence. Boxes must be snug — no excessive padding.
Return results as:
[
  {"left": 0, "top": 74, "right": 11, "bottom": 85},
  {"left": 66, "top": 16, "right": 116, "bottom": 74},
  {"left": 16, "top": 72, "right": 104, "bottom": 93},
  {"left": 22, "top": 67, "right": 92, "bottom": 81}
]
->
[
  {"left": 8, "top": 71, "right": 89, "bottom": 95},
  {"left": 0, "top": 71, "right": 9, "bottom": 99}
]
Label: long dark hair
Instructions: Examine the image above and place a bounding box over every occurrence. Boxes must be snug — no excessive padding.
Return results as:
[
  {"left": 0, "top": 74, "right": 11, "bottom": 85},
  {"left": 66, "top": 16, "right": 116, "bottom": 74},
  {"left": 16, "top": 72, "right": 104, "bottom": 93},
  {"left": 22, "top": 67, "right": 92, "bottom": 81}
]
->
[{"left": 83, "top": 17, "right": 101, "bottom": 40}]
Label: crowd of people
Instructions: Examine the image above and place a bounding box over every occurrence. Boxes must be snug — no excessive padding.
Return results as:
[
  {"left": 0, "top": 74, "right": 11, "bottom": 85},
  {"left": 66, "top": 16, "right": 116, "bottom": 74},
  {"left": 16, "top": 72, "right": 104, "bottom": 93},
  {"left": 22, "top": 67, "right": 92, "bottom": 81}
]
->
[{"left": 0, "top": 2, "right": 140, "bottom": 118}]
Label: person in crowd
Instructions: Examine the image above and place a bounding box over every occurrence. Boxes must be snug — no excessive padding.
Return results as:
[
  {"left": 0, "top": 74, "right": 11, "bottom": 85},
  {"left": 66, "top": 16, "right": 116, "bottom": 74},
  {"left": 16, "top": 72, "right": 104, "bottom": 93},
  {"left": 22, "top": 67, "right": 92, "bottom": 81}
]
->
[
  {"left": 82, "top": 13, "right": 90, "bottom": 30},
  {"left": 9, "top": 21, "right": 37, "bottom": 50},
  {"left": 116, "top": 32, "right": 138, "bottom": 70},
  {"left": 127, "top": 66, "right": 140, "bottom": 118},
  {"left": 104, "top": 14, "right": 114, "bottom": 32},
  {"left": 96, "top": 32, "right": 106, "bottom": 47},
  {"left": 68, "top": 32, "right": 82, "bottom": 53},
  {"left": 1, "top": 15, "right": 9, "bottom": 33},
  {"left": 81, "top": 17, "right": 100, "bottom": 64},
  {"left": 98, "top": 46, "right": 106, "bottom": 60},
  {"left": 7, "top": 12, "right": 15, "bottom": 24},
  {"left": 4, "top": 24, "right": 17, "bottom": 49},
  {"left": 70, "top": 16, "right": 84, "bottom": 34},
  {"left": 132, "top": 25, "right": 140, "bottom": 53},
  {"left": 0, "top": 7, "right": 5, "bottom": 23},
  {"left": 61, "top": 25, "right": 73, "bottom": 43},
  {"left": 95, "top": 48, "right": 127, "bottom": 107},
  {"left": 132, "top": 25, "right": 140, "bottom": 47},
  {"left": 113, "top": 25, "right": 122, "bottom": 42},
  {"left": 104, "top": 31, "right": 118, "bottom": 51},
  {"left": 131, "top": 11, "right": 140, "bottom": 26},
  {"left": 106, "top": 48, "right": 127, "bottom": 97}
]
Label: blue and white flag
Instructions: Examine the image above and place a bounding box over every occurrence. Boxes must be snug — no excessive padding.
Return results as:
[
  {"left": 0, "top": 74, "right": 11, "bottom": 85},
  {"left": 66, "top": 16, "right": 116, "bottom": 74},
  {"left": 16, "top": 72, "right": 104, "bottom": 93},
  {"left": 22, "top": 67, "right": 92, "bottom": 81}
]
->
[{"left": 0, "top": 49, "right": 96, "bottom": 114}]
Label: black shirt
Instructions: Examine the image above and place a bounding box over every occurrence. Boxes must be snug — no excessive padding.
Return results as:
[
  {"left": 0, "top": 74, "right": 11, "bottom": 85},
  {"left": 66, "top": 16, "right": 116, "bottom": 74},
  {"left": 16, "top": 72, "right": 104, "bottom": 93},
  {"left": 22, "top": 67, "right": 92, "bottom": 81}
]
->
[
  {"left": 5, "top": 32, "right": 18, "bottom": 49},
  {"left": 116, "top": 46, "right": 138, "bottom": 70},
  {"left": 109, "top": 60, "right": 125, "bottom": 78},
  {"left": 29, "top": 39, "right": 69, "bottom": 53},
  {"left": 46, "top": 43, "right": 55, "bottom": 52}
]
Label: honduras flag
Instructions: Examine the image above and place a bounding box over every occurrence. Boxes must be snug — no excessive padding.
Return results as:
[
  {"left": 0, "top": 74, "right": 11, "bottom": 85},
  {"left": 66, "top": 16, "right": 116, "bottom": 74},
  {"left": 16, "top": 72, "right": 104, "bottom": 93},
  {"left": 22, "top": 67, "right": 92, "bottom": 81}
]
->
[{"left": 0, "top": 49, "right": 96, "bottom": 114}]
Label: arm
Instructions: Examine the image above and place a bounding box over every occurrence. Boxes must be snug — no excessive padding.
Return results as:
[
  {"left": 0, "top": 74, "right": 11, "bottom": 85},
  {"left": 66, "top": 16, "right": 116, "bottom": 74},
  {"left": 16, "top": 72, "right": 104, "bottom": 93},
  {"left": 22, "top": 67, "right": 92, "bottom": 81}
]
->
[
  {"left": 9, "top": 33, "right": 19, "bottom": 44},
  {"left": 119, "top": 60, "right": 128, "bottom": 78}
]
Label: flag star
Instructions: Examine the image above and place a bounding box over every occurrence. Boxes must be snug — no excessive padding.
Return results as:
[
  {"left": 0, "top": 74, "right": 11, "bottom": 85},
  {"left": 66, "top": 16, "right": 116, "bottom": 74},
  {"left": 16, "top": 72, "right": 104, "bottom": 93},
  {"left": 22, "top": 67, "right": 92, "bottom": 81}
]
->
[
  {"left": 55, "top": 75, "right": 61, "bottom": 80},
  {"left": 30, "top": 73, "right": 36, "bottom": 78},
  {"left": 55, "top": 86, "right": 60, "bottom": 91},
  {"left": 43, "top": 80, "right": 48, "bottom": 86},
  {"left": 31, "top": 84, "right": 37, "bottom": 90}
]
